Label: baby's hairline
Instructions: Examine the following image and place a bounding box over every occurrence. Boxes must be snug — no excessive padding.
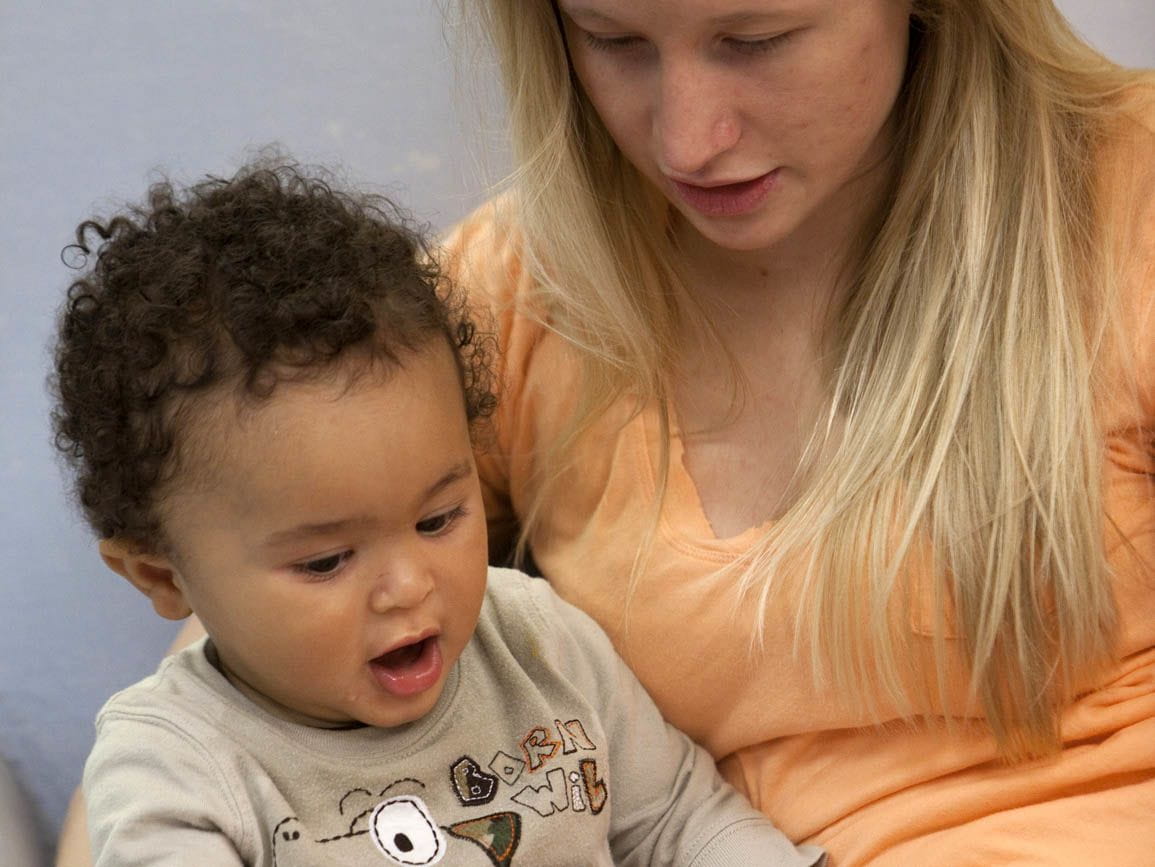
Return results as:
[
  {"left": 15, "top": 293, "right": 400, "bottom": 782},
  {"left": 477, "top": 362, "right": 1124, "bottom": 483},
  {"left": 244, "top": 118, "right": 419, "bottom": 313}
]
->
[{"left": 118, "top": 333, "right": 471, "bottom": 559}]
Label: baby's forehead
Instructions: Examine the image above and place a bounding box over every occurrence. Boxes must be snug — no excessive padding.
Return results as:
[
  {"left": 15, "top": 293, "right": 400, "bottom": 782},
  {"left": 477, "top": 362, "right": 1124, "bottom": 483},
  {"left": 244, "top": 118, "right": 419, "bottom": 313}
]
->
[
  {"left": 159, "top": 339, "right": 460, "bottom": 493},
  {"left": 151, "top": 376, "right": 319, "bottom": 543},
  {"left": 160, "top": 357, "right": 368, "bottom": 476},
  {"left": 155, "top": 341, "right": 472, "bottom": 540}
]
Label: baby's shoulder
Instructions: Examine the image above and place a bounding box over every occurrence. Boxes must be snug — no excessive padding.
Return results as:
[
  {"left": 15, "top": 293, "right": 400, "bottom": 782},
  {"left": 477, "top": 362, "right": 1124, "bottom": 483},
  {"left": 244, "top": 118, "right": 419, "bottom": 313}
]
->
[
  {"left": 93, "top": 640, "right": 234, "bottom": 739},
  {"left": 478, "top": 567, "right": 618, "bottom": 670}
]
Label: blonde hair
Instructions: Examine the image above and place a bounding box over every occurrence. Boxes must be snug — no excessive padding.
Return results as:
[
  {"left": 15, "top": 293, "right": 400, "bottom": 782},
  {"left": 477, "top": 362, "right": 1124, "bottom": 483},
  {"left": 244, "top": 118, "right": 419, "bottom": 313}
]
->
[{"left": 465, "top": 0, "right": 1150, "bottom": 758}]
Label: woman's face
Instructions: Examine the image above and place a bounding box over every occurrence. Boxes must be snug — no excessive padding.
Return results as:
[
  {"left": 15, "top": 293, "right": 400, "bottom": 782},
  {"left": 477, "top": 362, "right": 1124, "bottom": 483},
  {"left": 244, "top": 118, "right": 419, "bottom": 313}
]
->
[{"left": 558, "top": 0, "right": 913, "bottom": 259}]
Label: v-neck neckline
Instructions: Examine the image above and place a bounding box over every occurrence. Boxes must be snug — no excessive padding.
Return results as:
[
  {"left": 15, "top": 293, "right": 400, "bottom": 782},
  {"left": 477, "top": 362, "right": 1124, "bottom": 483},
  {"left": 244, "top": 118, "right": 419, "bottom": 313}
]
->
[{"left": 636, "top": 403, "right": 776, "bottom": 558}]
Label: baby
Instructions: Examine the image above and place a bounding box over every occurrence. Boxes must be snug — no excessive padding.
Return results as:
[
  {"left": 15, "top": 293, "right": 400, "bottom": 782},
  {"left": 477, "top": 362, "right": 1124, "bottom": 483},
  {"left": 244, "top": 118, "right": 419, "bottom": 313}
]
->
[{"left": 52, "top": 161, "right": 825, "bottom": 867}]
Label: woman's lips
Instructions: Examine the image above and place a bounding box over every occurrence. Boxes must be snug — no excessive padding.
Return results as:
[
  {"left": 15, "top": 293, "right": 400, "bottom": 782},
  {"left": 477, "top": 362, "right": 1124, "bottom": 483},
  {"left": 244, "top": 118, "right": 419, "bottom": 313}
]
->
[
  {"left": 670, "top": 170, "right": 779, "bottom": 217},
  {"left": 369, "top": 636, "right": 443, "bottom": 697}
]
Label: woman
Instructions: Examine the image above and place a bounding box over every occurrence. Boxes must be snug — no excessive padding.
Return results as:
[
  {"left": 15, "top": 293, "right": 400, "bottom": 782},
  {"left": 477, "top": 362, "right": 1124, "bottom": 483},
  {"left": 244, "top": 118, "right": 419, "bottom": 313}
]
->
[
  {"left": 444, "top": 0, "right": 1155, "bottom": 863},
  {"left": 58, "top": 0, "right": 1154, "bottom": 863}
]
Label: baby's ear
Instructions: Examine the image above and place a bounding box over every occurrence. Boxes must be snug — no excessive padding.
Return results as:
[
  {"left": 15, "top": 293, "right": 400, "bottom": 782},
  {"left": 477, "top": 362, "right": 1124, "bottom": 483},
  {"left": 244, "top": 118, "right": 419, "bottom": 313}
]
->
[{"left": 99, "top": 538, "right": 193, "bottom": 621}]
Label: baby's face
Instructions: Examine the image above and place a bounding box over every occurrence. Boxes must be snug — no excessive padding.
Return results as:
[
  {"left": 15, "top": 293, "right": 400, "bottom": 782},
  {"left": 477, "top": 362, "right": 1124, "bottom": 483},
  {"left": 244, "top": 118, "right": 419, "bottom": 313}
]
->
[{"left": 159, "top": 342, "right": 488, "bottom": 728}]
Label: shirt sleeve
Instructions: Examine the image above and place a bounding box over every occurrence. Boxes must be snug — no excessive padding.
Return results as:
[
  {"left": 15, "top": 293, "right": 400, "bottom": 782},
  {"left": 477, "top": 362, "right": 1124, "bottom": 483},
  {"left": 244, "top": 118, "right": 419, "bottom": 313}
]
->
[
  {"left": 520, "top": 575, "right": 827, "bottom": 867},
  {"left": 84, "top": 711, "right": 251, "bottom": 867}
]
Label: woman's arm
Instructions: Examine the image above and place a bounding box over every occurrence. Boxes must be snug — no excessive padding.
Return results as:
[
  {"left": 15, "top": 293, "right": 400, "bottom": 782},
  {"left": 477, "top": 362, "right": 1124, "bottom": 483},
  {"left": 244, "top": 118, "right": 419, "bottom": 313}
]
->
[{"left": 54, "top": 617, "right": 206, "bottom": 867}]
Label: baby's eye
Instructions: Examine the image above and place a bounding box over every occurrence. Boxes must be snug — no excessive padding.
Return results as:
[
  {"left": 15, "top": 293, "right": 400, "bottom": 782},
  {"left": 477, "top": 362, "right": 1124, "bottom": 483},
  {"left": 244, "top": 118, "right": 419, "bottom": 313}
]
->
[
  {"left": 415, "top": 506, "right": 466, "bottom": 537},
  {"left": 296, "top": 551, "right": 352, "bottom": 578}
]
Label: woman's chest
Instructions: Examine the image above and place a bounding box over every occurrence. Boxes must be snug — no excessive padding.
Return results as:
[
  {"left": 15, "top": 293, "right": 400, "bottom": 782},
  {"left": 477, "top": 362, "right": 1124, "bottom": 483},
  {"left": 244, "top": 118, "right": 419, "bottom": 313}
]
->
[{"left": 673, "top": 354, "right": 832, "bottom": 538}]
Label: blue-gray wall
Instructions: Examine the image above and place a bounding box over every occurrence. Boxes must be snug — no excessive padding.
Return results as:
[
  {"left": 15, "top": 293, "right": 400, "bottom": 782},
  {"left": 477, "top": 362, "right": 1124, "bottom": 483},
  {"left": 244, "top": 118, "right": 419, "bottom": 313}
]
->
[{"left": 0, "top": 1, "right": 1151, "bottom": 861}]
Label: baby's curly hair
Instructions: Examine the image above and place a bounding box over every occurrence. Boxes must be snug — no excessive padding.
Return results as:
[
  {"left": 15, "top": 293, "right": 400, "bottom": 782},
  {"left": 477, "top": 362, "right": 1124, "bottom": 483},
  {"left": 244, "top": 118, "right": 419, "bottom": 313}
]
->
[{"left": 52, "top": 160, "right": 496, "bottom": 549}]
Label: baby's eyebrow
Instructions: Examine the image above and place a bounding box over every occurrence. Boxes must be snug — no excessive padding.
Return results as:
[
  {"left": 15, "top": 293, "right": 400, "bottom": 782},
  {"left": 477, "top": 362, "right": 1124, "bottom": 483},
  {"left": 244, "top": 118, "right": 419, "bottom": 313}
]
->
[
  {"left": 424, "top": 460, "right": 474, "bottom": 500},
  {"left": 260, "top": 460, "right": 475, "bottom": 548},
  {"left": 262, "top": 515, "right": 376, "bottom": 548}
]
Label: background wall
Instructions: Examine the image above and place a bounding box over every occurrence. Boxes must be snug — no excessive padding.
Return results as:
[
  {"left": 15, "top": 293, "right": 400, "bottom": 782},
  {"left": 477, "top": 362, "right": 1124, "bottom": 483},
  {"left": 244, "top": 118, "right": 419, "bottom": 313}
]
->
[{"left": 0, "top": 1, "right": 1151, "bottom": 861}]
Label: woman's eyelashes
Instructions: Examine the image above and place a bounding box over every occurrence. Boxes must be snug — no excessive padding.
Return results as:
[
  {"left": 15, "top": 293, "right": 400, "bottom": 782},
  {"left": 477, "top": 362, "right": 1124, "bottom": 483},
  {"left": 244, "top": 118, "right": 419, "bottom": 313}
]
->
[
  {"left": 581, "top": 32, "right": 644, "bottom": 53},
  {"left": 415, "top": 505, "right": 467, "bottom": 537},
  {"left": 579, "top": 30, "right": 796, "bottom": 57},
  {"left": 725, "top": 31, "right": 797, "bottom": 56}
]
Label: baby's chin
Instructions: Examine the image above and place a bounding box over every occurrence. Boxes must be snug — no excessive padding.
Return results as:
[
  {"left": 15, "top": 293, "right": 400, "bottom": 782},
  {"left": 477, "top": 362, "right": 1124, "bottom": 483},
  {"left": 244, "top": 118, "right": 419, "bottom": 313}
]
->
[{"left": 220, "top": 644, "right": 454, "bottom": 730}]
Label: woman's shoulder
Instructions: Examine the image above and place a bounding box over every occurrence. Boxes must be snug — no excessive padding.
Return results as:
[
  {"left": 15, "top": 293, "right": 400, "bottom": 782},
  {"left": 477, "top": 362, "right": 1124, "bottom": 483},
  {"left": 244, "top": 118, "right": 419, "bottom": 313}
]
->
[
  {"left": 1115, "top": 76, "right": 1155, "bottom": 132},
  {"left": 1098, "top": 78, "right": 1155, "bottom": 214},
  {"left": 1098, "top": 78, "right": 1155, "bottom": 414},
  {"left": 440, "top": 193, "right": 540, "bottom": 313},
  {"left": 439, "top": 194, "right": 558, "bottom": 387}
]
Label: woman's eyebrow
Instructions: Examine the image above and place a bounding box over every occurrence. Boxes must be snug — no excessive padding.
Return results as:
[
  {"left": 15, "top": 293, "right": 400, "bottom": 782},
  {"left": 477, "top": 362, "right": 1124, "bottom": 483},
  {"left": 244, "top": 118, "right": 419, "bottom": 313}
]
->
[
  {"left": 560, "top": 5, "right": 622, "bottom": 26},
  {"left": 562, "top": 5, "right": 795, "bottom": 27}
]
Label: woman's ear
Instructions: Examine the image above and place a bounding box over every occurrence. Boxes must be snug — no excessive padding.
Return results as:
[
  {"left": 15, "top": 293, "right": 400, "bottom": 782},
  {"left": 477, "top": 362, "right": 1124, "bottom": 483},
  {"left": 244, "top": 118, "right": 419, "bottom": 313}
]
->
[{"left": 98, "top": 538, "right": 194, "bottom": 621}]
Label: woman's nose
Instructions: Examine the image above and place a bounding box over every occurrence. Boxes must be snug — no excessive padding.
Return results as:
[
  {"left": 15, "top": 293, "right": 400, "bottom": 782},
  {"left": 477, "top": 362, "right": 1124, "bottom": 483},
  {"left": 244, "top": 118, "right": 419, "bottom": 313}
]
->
[
  {"left": 369, "top": 561, "right": 434, "bottom": 614},
  {"left": 655, "top": 62, "right": 740, "bottom": 178}
]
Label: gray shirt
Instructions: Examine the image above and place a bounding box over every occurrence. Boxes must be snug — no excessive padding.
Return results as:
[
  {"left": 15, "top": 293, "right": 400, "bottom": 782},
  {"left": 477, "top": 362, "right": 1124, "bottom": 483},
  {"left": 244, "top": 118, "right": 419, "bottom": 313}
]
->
[{"left": 85, "top": 567, "right": 825, "bottom": 866}]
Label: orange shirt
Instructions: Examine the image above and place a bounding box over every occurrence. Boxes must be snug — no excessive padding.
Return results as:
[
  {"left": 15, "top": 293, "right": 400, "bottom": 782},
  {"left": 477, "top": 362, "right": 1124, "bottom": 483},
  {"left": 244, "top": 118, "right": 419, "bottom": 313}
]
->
[{"left": 443, "top": 94, "right": 1155, "bottom": 865}]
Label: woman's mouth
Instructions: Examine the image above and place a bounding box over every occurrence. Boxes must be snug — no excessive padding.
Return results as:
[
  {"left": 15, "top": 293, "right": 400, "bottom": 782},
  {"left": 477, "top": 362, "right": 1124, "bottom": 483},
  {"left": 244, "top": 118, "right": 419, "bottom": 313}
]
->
[
  {"left": 369, "top": 635, "right": 443, "bottom": 697},
  {"left": 670, "top": 170, "right": 779, "bottom": 217}
]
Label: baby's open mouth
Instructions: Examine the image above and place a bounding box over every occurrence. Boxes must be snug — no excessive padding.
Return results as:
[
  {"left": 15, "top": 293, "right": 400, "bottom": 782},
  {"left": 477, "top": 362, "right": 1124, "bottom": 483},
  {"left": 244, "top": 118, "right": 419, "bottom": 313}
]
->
[
  {"left": 369, "top": 636, "right": 444, "bottom": 697},
  {"left": 374, "top": 637, "right": 430, "bottom": 670}
]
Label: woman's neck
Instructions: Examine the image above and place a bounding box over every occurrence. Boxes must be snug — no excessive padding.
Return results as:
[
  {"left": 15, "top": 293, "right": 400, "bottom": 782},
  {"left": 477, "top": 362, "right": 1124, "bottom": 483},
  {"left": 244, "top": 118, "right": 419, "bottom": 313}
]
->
[{"left": 665, "top": 156, "right": 893, "bottom": 534}]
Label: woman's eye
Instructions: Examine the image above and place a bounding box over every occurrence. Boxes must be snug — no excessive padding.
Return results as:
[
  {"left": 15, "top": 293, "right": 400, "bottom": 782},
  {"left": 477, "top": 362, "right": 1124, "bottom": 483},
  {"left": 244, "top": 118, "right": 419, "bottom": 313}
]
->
[
  {"left": 416, "top": 506, "right": 466, "bottom": 536},
  {"left": 724, "top": 31, "right": 795, "bottom": 56},
  {"left": 582, "top": 31, "right": 644, "bottom": 53},
  {"left": 296, "top": 551, "right": 351, "bottom": 577}
]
